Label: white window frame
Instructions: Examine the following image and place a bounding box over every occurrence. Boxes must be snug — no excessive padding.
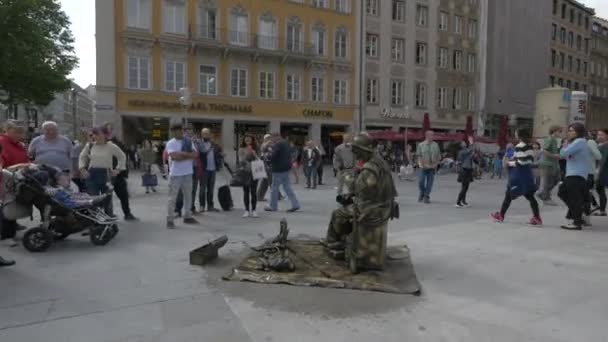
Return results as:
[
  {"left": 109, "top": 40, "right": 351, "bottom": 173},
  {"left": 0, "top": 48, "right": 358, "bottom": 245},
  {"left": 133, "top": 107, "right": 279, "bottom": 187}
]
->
[
  {"left": 467, "top": 90, "right": 476, "bottom": 110},
  {"left": 391, "top": 80, "right": 404, "bottom": 106},
  {"left": 367, "top": 78, "right": 378, "bottom": 104},
  {"left": 392, "top": 0, "right": 405, "bottom": 22},
  {"left": 335, "top": 29, "right": 348, "bottom": 59},
  {"left": 454, "top": 50, "right": 463, "bottom": 70},
  {"left": 438, "top": 47, "right": 448, "bottom": 68},
  {"left": 127, "top": 56, "right": 150, "bottom": 90},
  {"left": 312, "top": 27, "right": 326, "bottom": 56},
  {"left": 199, "top": 64, "right": 217, "bottom": 95},
  {"left": 467, "top": 53, "right": 476, "bottom": 73},
  {"left": 415, "top": 83, "right": 427, "bottom": 108},
  {"left": 416, "top": 42, "right": 427, "bottom": 65},
  {"left": 286, "top": 21, "right": 302, "bottom": 53},
  {"left": 311, "top": 77, "right": 325, "bottom": 102},
  {"left": 391, "top": 38, "right": 404, "bottom": 62},
  {"left": 163, "top": 0, "right": 186, "bottom": 34},
  {"left": 230, "top": 68, "right": 248, "bottom": 97},
  {"left": 439, "top": 11, "right": 448, "bottom": 31},
  {"left": 164, "top": 60, "right": 185, "bottom": 92},
  {"left": 416, "top": 5, "right": 428, "bottom": 27},
  {"left": 230, "top": 11, "right": 249, "bottom": 46},
  {"left": 366, "top": 0, "right": 378, "bottom": 15},
  {"left": 366, "top": 34, "right": 379, "bottom": 58},
  {"left": 468, "top": 19, "right": 477, "bottom": 38},
  {"left": 334, "top": 79, "right": 348, "bottom": 105},
  {"left": 454, "top": 15, "right": 463, "bottom": 35},
  {"left": 453, "top": 88, "right": 462, "bottom": 109},
  {"left": 199, "top": 7, "right": 218, "bottom": 39},
  {"left": 127, "top": 0, "right": 151, "bottom": 30},
  {"left": 258, "top": 17, "right": 278, "bottom": 50},
  {"left": 437, "top": 87, "right": 449, "bottom": 109},
  {"left": 286, "top": 73, "right": 301, "bottom": 101},
  {"left": 259, "top": 71, "right": 275, "bottom": 99}
]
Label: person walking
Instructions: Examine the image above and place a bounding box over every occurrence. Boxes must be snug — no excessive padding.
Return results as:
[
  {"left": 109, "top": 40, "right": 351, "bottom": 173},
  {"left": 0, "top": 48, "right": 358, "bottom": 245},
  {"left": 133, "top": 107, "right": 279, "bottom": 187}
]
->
[
  {"left": 594, "top": 129, "right": 608, "bottom": 217},
  {"left": 0, "top": 120, "right": 30, "bottom": 247},
  {"left": 197, "top": 128, "right": 223, "bottom": 212},
  {"left": 79, "top": 126, "right": 127, "bottom": 216},
  {"left": 586, "top": 133, "right": 602, "bottom": 217},
  {"left": 333, "top": 133, "right": 355, "bottom": 195},
  {"left": 536, "top": 126, "right": 562, "bottom": 205},
  {"left": 141, "top": 140, "right": 158, "bottom": 194},
  {"left": 102, "top": 123, "right": 138, "bottom": 221},
  {"left": 239, "top": 134, "right": 260, "bottom": 218},
  {"left": 416, "top": 130, "right": 441, "bottom": 203},
  {"left": 165, "top": 123, "right": 199, "bottom": 228},
  {"left": 265, "top": 133, "right": 300, "bottom": 212},
  {"left": 28, "top": 121, "right": 72, "bottom": 173},
  {"left": 316, "top": 141, "right": 326, "bottom": 185},
  {"left": 290, "top": 141, "right": 300, "bottom": 184},
  {"left": 302, "top": 140, "right": 321, "bottom": 189},
  {"left": 491, "top": 128, "right": 542, "bottom": 226},
  {"left": 559, "top": 123, "right": 592, "bottom": 230},
  {"left": 456, "top": 137, "right": 475, "bottom": 208},
  {"left": 257, "top": 134, "right": 272, "bottom": 201}
]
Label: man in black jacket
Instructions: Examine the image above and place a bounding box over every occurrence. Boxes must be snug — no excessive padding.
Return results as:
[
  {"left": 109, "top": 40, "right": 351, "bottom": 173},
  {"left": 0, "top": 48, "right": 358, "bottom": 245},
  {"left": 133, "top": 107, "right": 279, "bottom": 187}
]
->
[
  {"left": 196, "top": 128, "right": 223, "bottom": 212},
  {"left": 264, "top": 133, "right": 300, "bottom": 212},
  {"left": 104, "top": 123, "right": 138, "bottom": 221}
]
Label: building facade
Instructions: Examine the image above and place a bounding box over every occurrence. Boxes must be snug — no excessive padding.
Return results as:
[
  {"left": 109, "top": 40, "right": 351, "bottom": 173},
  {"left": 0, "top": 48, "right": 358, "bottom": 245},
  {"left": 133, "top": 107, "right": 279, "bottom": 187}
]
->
[
  {"left": 41, "top": 82, "right": 94, "bottom": 139},
  {"left": 589, "top": 17, "right": 608, "bottom": 129},
  {"left": 362, "top": 0, "right": 480, "bottom": 132},
  {"left": 95, "top": 0, "right": 358, "bottom": 161}
]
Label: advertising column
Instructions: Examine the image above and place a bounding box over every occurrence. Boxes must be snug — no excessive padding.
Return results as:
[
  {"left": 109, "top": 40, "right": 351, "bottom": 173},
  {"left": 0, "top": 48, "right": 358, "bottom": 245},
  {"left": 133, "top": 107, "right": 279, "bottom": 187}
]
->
[{"left": 569, "top": 91, "right": 588, "bottom": 126}]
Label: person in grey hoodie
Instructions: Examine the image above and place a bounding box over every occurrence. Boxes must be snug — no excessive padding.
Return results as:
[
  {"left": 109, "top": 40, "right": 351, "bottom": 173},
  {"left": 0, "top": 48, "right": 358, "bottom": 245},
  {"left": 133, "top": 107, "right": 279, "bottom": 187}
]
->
[{"left": 456, "top": 137, "right": 475, "bottom": 208}]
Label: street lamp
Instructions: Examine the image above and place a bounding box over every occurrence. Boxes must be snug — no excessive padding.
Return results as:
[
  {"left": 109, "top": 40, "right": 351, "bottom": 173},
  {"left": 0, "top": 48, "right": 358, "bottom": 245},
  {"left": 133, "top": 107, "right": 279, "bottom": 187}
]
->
[{"left": 179, "top": 87, "right": 192, "bottom": 126}]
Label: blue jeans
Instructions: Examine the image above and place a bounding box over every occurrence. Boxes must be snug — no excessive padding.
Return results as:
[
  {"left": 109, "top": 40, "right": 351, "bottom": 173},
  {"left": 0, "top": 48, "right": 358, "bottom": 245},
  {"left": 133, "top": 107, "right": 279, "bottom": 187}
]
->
[
  {"left": 86, "top": 168, "right": 113, "bottom": 214},
  {"left": 418, "top": 169, "right": 436, "bottom": 199},
  {"left": 304, "top": 165, "right": 317, "bottom": 188},
  {"left": 269, "top": 171, "right": 300, "bottom": 211}
]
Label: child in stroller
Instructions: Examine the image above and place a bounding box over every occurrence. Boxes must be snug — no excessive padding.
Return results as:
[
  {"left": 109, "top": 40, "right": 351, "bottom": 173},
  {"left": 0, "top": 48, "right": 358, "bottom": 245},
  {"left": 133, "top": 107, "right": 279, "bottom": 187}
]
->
[{"left": 16, "top": 165, "right": 119, "bottom": 252}]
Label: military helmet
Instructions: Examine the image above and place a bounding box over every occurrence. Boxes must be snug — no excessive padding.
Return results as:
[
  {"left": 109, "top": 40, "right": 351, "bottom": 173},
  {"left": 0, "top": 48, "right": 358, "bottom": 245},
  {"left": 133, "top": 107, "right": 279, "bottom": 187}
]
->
[{"left": 351, "top": 133, "right": 374, "bottom": 153}]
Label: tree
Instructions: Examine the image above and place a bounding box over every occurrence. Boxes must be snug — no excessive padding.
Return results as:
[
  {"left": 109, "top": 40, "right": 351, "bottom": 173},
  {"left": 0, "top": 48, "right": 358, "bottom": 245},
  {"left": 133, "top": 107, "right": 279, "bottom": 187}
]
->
[{"left": 0, "top": 0, "right": 78, "bottom": 105}]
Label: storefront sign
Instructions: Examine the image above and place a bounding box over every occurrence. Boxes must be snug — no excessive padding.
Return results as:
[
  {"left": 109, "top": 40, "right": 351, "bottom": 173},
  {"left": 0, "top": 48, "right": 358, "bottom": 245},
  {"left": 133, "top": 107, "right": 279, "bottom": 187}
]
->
[
  {"left": 128, "top": 100, "right": 253, "bottom": 113},
  {"left": 303, "top": 109, "right": 333, "bottom": 118}
]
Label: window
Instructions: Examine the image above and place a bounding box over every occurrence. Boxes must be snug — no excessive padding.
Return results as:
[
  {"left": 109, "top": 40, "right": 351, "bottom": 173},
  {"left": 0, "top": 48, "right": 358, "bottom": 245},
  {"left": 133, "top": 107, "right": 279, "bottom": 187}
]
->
[
  {"left": 560, "top": 27, "right": 566, "bottom": 43},
  {"left": 286, "top": 74, "right": 301, "bottom": 101},
  {"left": 366, "top": 0, "right": 378, "bottom": 15},
  {"left": 438, "top": 47, "right": 448, "bottom": 68},
  {"left": 313, "top": 0, "right": 328, "bottom": 8},
  {"left": 585, "top": 39, "right": 589, "bottom": 54},
  {"left": 551, "top": 24, "right": 557, "bottom": 40},
  {"left": 230, "top": 68, "right": 247, "bottom": 97},
  {"left": 576, "top": 58, "right": 581, "bottom": 74},
  {"left": 199, "top": 8, "right": 217, "bottom": 39},
  {"left": 568, "top": 31, "right": 573, "bottom": 48},
  {"left": 582, "top": 84, "right": 586, "bottom": 92},
  {"left": 335, "top": 0, "right": 349, "bottom": 13},
  {"left": 163, "top": 0, "right": 186, "bottom": 34},
  {"left": 558, "top": 78, "right": 563, "bottom": 87},
  {"left": 415, "top": 83, "right": 427, "bottom": 108},
  {"left": 591, "top": 61, "right": 595, "bottom": 74},
  {"left": 578, "top": 12, "right": 582, "bottom": 26},
  {"left": 258, "top": 17, "right": 277, "bottom": 50},
  {"left": 258, "top": 71, "right": 275, "bottom": 99},
  {"left": 467, "top": 91, "right": 476, "bottom": 110},
  {"left": 576, "top": 34, "right": 582, "bottom": 51},
  {"left": 453, "top": 50, "right": 463, "bottom": 70},
  {"left": 416, "top": 5, "right": 428, "bottom": 27},
  {"left": 416, "top": 42, "right": 427, "bottom": 65},
  {"left": 127, "top": 0, "right": 151, "bottom": 29},
  {"left": 568, "top": 56, "right": 573, "bottom": 72},
  {"left": 391, "top": 38, "right": 404, "bottom": 62},
  {"left": 551, "top": 49, "right": 556, "bottom": 67},
  {"left": 574, "top": 82, "right": 579, "bottom": 90},
  {"left": 452, "top": 88, "right": 462, "bottom": 109},
  {"left": 366, "top": 34, "right": 378, "bottom": 57},
  {"left": 312, "top": 77, "right": 325, "bottom": 102},
  {"left": 550, "top": 75, "right": 555, "bottom": 87},
  {"left": 334, "top": 80, "right": 348, "bottom": 104},
  {"left": 439, "top": 12, "right": 448, "bottom": 31},
  {"left": 454, "top": 16, "right": 463, "bottom": 34},
  {"left": 335, "top": 28, "right": 348, "bottom": 59},
  {"left": 467, "top": 53, "right": 476, "bottom": 73},
  {"left": 566, "top": 80, "right": 571, "bottom": 89},
  {"left": 585, "top": 16, "right": 589, "bottom": 30},
  {"left": 287, "top": 20, "right": 302, "bottom": 52},
  {"left": 561, "top": 3, "right": 566, "bottom": 18},
  {"left": 552, "top": 0, "right": 557, "bottom": 14},
  {"left": 128, "top": 56, "right": 150, "bottom": 89},
  {"left": 366, "top": 79, "right": 378, "bottom": 104},
  {"left": 165, "top": 61, "right": 185, "bottom": 92},
  {"left": 437, "top": 87, "right": 449, "bottom": 109},
  {"left": 559, "top": 52, "right": 565, "bottom": 69},
  {"left": 199, "top": 65, "right": 217, "bottom": 95},
  {"left": 229, "top": 11, "right": 249, "bottom": 46},
  {"left": 391, "top": 80, "right": 404, "bottom": 106},
  {"left": 569, "top": 8, "right": 574, "bottom": 23},
  {"left": 392, "top": 0, "right": 405, "bottom": 21},
  {"left": 312, "top": 27, "right": 326, "bottom": 55},
  {"left": 468, "top": 19, "right": 477, "bottom": 38}
]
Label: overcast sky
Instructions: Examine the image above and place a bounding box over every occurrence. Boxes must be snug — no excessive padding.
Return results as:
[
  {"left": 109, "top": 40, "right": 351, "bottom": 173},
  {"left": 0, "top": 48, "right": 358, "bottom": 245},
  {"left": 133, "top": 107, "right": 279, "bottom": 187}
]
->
[{"left": 59, "top": 0, "right": 608, "bottom": 88}]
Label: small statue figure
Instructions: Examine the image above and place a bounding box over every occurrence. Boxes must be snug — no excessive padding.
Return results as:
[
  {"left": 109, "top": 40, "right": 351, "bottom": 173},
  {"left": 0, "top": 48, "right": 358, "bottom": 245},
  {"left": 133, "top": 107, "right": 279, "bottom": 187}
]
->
[
  {"left": 253, "top": 219, "right": 295, "bottom": 272},
  {"left": 324, "top": 133, "right": 398, "bottom": 273}
]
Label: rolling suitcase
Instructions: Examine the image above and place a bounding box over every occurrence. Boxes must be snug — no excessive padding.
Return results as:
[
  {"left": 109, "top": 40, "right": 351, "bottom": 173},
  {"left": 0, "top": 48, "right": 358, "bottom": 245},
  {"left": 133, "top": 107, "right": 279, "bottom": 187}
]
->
[{"left": 218, "top": 162, "right": 234, "bottom": 211}]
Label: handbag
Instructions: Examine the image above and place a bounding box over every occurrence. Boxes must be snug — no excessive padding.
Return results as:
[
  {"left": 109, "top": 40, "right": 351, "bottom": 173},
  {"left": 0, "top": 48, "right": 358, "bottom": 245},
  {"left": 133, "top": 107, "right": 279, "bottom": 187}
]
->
[
  {"left": 230, "top": 163, "right": 252, "bottom": 187},
  {"left": 250, "top": 159, "right": 267, "bottom": 180},
  {"left": 141, "top": 173, "right": 158, "bottom": 187}
]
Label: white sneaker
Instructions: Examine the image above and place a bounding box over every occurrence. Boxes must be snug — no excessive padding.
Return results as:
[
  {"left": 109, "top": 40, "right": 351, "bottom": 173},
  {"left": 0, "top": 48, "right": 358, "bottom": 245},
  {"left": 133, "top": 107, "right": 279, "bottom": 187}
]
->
[
  {"left": 251, "top": 211, "right": 259, "bottom": 218},
  {"left": 242, "top": 211, "right": 250, "bottom": 218}
]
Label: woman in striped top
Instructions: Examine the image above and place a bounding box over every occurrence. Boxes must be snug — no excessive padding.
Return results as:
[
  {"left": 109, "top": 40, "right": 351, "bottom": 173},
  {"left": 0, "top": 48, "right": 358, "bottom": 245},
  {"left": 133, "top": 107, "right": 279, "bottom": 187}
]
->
[{"left": 491, "top": 128, "right": 542, "bottom": 226}]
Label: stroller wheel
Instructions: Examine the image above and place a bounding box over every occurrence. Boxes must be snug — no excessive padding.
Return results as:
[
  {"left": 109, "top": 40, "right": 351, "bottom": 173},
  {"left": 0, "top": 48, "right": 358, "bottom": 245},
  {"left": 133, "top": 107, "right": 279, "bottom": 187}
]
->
[
  {"left": 23, "top": 228, "right": 53, "bottom": 252},
  {"left": 90, "top": 225, "right": 114, "bottom": 246}
]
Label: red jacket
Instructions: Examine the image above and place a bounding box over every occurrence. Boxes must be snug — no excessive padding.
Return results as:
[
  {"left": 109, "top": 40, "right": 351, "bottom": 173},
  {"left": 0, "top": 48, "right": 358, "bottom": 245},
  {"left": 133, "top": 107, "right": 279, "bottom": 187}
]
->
[{"left": 0, "top": 134, "right": 29, "bottom": 167}]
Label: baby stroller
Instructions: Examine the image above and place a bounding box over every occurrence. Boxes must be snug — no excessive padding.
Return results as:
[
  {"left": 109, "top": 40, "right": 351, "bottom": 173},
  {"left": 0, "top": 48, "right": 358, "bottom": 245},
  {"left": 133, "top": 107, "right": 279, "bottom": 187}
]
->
[{"left": 12, "top": 165, "right": 119, "bottom": 252}]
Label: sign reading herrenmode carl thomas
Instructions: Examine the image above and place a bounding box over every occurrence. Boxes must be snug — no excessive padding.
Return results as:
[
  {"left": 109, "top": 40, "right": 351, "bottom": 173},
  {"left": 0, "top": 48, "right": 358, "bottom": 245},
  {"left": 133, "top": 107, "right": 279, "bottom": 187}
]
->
[{"left": 128, "top": 100, "right": 253, "bottom": 113}]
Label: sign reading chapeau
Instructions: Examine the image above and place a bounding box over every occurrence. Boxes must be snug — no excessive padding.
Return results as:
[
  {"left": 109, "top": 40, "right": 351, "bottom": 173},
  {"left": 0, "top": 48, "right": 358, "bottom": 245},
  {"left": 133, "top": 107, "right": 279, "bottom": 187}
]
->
[
  {"left": 302, "top": 109, "right": 333, "bottom": 118},
  {"left": 128, "top": 100, "right": 253, "bottom": 113}
]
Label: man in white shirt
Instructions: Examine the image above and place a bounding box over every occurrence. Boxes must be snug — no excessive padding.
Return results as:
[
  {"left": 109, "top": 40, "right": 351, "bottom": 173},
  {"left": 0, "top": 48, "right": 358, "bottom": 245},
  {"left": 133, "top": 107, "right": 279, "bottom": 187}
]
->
[{"left": 166, "top": 123, "right": 199, "bottom": 228}]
